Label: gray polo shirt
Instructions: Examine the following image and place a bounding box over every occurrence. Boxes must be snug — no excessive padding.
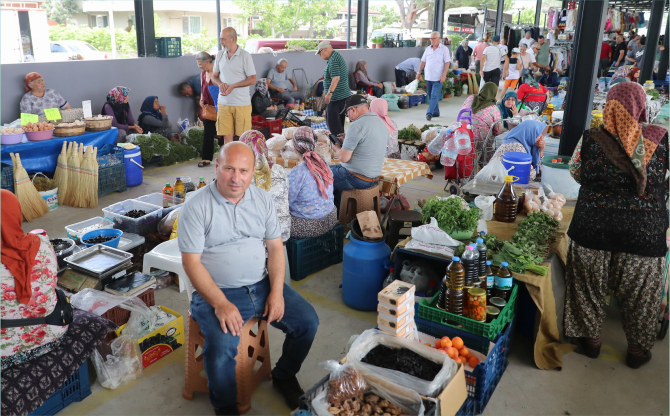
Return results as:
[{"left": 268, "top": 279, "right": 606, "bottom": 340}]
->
[
  {"left": 267, "top": 67, "right": 290, "bottom": 90},
  {"left": 177, "top": 181, "right": 282, "bottom": 289},
  {"left": 213, "top": 46, "right": 256, "bottom": 107},
  {"left": 341, "top": 112, "right": 388, "bottom": 178}
]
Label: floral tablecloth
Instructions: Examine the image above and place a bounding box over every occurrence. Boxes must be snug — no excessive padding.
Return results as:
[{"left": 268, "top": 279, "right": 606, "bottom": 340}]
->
[{"left": 592, "top": 92, "right": 665, "bottom": 123}]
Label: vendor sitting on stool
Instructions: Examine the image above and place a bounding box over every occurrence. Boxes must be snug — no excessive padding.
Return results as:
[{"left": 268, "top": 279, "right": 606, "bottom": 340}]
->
[
  {"left": 20, "top": 72, "right": 71, "bottom": 117},
  {"left": 329, "top": 95, "right": 387, "bottom": 211},
  {"left": 489, "top": 120, "right": 546, "bottom": 181},
  {"left": 178, "top": 142, "right": 319, "bottom": 416}
]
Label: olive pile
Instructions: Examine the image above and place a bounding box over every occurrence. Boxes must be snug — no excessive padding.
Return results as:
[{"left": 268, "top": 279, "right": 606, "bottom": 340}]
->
[
  {"left": 139, "top": 332, "right": 182, "bottom": 352},
  {"left": 50, "top": 238, "right": 71, "bottom": 252},
  {"left": 83, "top": 235, "right": 116, "bottom": 244},
  {"left": 124, "top": 209, "right": 147, "bottom": 218},
  {"left": 361, "top": 345, "right": 442, "bottom": 381}
]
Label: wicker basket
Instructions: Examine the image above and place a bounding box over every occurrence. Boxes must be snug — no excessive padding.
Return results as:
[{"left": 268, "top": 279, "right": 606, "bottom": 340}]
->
[
  {"left": 38, "top": 108, "right": 84, "bottom": 123},
  {"left": 85, "top": 116, "right": 113, "bottom": 132},
  {"left": 53, "top": 123, "right": 86, "bottom": 137}
]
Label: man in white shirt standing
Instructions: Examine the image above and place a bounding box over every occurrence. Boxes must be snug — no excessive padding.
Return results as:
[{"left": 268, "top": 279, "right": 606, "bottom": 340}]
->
[
  {"left": 480, "top": 35, "right": 508, "bottom": 87},
  {"left": 212, "top": 27, "right": 257, "bottom": 144},
  {"left": 519, "top": 31, "right": 535, "bottom": 49},
  {"left": 417, "top": 31, "right": 451, "bottom": 121}
]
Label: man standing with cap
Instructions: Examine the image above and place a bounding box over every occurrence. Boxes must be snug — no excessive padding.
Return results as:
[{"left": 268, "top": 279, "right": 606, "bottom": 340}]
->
[
  {"left": 317, "top": 41, "right": 351, "bottom": 136},
  {"left": 480, "top": 35, "right": 508, "bottom": 86},
  {"left": 418, "top": 31, "right": 451, "bottom": 121},
  {"left": 329, "top": 95, "right": 387, "bottom": 210}
]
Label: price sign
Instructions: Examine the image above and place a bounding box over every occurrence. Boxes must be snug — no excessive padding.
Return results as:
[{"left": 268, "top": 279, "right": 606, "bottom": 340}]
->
[
  {"left": 44, "top": 108, "right": 62, "bottom": 121},
  {"left": 82, "top": 100, "right": 92, "bottom": 118},
  {"left": 20, "top": 113, "right": 38, "bottom": 125}
]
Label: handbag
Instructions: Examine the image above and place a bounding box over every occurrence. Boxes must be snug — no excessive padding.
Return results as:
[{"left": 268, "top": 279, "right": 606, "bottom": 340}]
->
[
  {"left": 201, "top": 104, "right": 217, "bottom": 121},
  {"left": 1, "top": 289, "right": 74, "bottom": 328}
]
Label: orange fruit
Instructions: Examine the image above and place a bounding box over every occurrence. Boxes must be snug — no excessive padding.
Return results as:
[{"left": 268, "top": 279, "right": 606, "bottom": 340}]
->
[
  {"left": 444, "top": 346, "right": 456, "bottom": 358},
  {"left": 459, "top": 347, "right": 469, "bottom": 357},
  {"left": 468, "top": 356, "right": 480, "bottom": 367},
  {"left": 438, "top": 348, "right": 448, "bottom": 354},
  {"left": 435, "top": 339, "right": 442, "bottom": 349},
  {"left": 452, "top": 337, "right": 464, "bottom": 350},
  {"left": 459, "top": 356, "right": 468, "bottom": 364},
  {"left": 453, "top": 348, "right": 459, "bottom": 357},
  {"left": 441, "top": 337, "right": 453, "bottom": 348}
]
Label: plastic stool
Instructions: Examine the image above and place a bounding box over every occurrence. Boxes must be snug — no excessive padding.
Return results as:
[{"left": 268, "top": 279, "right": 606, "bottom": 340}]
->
[
  {"left": 338, "top": 185, "right": 380, "bottom": 232},
  {"left": 182, "top": 316, "right": 272, "bottom": 414},
  {"left": 386, "top": 210, "right": 422, "bottom": 249}
]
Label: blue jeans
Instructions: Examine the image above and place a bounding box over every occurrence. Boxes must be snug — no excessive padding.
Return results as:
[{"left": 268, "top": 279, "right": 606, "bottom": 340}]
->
[
  {"left": 190, "top": 278, "right": 319, "bottom": 408},
  {"left": 330, "top": 164, "right": 379, "bottom": 210},
  {"left": 426, "top": 80, "right": 442, "bottom": 117}
]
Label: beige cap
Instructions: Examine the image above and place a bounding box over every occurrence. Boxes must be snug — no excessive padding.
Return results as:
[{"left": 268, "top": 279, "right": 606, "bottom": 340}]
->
[{"left": 315, "top": 40, "right": 332, "bottom": 55}]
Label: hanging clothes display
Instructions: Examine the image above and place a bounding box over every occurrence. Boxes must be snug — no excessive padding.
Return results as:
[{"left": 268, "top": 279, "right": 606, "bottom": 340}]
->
[
  {"left": 566, "top": 9, "right": 577, "bottom": 31},
  {"left": 558, "top": 9, "right": 567, "bottom": 30}
]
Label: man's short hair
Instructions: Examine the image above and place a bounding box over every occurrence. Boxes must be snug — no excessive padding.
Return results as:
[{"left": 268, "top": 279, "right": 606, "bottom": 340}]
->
[
  {"left": 538, "top": 35, "right": 544, "bottom": 40},
  {"left": 277, "top": 58, "right": 287, "bottom": 65},
  {"left": 178, "top": 82, "right": 190, "bottom": 93}
]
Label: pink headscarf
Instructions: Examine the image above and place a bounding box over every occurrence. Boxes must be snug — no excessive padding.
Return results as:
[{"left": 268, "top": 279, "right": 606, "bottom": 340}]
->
[
  {"left": 292, "top": 126, "right": 333, "bottom": 199},
  {"left": 239, "top": 130, "right": 273, "bottom": 168},
  {"left": 370, "top": 98, "right": 397, "bottom": 136}
]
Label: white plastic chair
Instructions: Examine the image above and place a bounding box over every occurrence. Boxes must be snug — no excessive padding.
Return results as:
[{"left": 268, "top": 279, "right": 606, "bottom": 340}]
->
[{"left": 142, "top": 238, "right": 195, "bottom": 301}]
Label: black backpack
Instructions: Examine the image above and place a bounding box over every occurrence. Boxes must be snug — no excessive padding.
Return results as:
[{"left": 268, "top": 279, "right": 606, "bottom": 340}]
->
[{"left": 1, "top": 289, "right": 73, "bottom": 328}]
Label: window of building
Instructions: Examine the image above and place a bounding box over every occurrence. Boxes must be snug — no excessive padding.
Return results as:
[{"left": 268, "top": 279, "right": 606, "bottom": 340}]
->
[
  {"left": 182, "top": 15, "right": 201, "bottom": 35},
  {"left": 96, "top": 15, "right": 108, "bottom": 28}
]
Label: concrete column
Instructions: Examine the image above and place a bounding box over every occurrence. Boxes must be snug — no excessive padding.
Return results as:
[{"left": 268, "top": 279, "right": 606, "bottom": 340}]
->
[
  {"left": 495, "top": 0, "right": 504, "bottom": 35},
  {"left": 658, "top": 14, "right": 669, "bottom": 82},
  {"left": 356, "top": 0, "right": 368, "bottom": 48},
  {"left": 638, "top": 0, "right": 667, "bottom": 84},
  {"left": 433, "top": 0, "right": 445, "bottom": 35},
  {"left": 535, "top": 0, "right": 543, "bottom": 27},
  {"left": 216, "top": 0, "right": 221, "bottom": 50},
  {"left": 134, "top": 0, "right": 155, "bottom": 57}
]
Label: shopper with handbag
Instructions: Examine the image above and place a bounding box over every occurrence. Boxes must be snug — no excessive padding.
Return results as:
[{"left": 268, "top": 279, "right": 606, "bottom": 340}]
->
[{"left": 196, "top": 51, "right": 217, "bottom": 168}]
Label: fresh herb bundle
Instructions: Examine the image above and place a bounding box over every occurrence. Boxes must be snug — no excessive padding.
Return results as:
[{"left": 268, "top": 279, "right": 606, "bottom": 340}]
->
[
  {"left": 482, "top": 233, "right": 504, "bottom": 255},
  {"left": 421, "top": 196, "right": 481, "bottom": 233}
]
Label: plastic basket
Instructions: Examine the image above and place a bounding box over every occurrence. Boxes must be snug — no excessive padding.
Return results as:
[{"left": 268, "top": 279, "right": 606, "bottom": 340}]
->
[
  {"left": 251, "top": 116, "right": 283, "bottom": 135},
  {"left": 101, "top": 288, "right": 156, "bottom": 326},
  {"left": 283, "top": 111, "right": 311, "bottom": 128},
  {"left": 417, "top": 285, "right": 518, "bottom": 341},
  {"left": 28, "top": 361, "right": 92, "bottom": 416},
  {"left": 65, "top": 216, "right": 114, "bottom": 243},
  {"left": 456, "top": 396, "right": 477, "bottom": 416},
  {"left": 286, "top": 224, "right": 344, "bottom": 281},
  {"left": 102, "top": 199, "right": 163, "bottom": 236},
  {"left": 416, "top": 318, "right": 513, "bottom": 405},
  {"left": 96, "top": 145, "right": 124, "bottom": 168},
  {"left": 409, "top": 94, "right": 424, "bottom": 107},
  {"left": 155, "top": 37, "right": 182, "bottom": 57},
  {"left": 135, "top": 192, "right": 184, "bottom": 217},
  {"left": 98, "top": 163, "right": 127, "bottom": 196},
  {"left": 2, "top": 162, "right": 14, "bottom": 193}
]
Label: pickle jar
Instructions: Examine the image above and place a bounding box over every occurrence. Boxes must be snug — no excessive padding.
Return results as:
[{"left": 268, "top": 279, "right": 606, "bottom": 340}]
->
[
  {"left": 590, "top": 111, "right": 603, "bottom": 129},
  {"left": 467, "top": 288, "right": 487, "bottom": 322}
]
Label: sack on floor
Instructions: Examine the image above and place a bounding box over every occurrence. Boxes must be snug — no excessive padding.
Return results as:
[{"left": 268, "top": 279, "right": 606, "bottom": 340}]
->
[
  {"left": 381, "top": 94, "right": 401, "bottom": 112},
  {"left": 383, "top": 82, "right": 395, "bottom": 95},
  {"left": 92, "top": 335, "right": 143, "bottom": 389}
]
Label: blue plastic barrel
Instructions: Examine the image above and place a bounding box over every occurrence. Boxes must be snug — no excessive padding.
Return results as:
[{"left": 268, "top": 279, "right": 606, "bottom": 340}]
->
[
  {"left": 124, "top": 147, "right": 143, "bottom": 187},
  {"left": 342, "top": 230, "right": 391, "bottom": 311},
  {"left": 502, "top": 152, "right": 532, "bottom": 185}
]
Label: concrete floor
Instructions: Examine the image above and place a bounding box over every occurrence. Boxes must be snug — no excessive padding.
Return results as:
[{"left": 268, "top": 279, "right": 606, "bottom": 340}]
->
[{"left": 28, "top": 99, "right": 669, "bottom": 416}]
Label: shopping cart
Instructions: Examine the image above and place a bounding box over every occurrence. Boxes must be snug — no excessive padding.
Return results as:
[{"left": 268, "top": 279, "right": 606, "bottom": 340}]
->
[{"left": 443, "top": 109, "right": 475, "bottom": 195}]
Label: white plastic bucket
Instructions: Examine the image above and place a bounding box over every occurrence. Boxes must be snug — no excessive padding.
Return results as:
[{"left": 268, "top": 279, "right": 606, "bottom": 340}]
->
[{"left": 541, "top": 155, "right": 580, "bottom": 199}]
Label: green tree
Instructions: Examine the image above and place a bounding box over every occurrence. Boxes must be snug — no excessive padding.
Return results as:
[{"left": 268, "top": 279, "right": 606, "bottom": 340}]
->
[
  {"left": 41, "top": 0, "right": 79, "bottom": 25},
  {"left": 369, "top": 5, "right": 401, "bottom": 31}
]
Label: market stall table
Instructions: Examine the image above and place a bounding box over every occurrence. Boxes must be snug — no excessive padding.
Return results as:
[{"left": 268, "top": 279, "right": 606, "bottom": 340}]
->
[
  {"left": 379, "top": 158, "right": 433, "bottom": 223},
  {"left": 300, "top": 109, "right": 328, "bottom": 130},
  {"left": 0, "top": 128, "right": 118, "bottom": 174},
  {"left": 592, "top": 91, "right": 665, "bottom": 123}
]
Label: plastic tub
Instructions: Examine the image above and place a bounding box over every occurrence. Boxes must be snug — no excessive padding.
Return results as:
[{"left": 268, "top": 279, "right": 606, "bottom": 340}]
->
[
  {"left": 65, "top": 216, "right": 114, "bottom": 242},
  {"left": 135, "top": 192, "right": 183, "bottom": 216},
  {"left": 102, "top": 199, "right": 162, "bottom": 236},
  {"left": 81, "top": 228, "right": 123, "bottom": 248},
  {"left": 540, "top": 155, "right": 580, "bottom": 199},
  {"left": 25, "top": 129, "right": 54, "bottom": 141},
  {"left": 502, "top": 152, "right": 532, "bottom": 185},
  {"left": 1, "top": 132, "right": 23, "bottom": 145},
  {"left": 124, "top": 147, "right": 143, "bottom": 187}
]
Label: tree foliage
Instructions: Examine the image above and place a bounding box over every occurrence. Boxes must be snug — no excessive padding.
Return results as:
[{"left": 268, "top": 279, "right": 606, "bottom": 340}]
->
[
  {"left": 41, "top": 0, "right": 79, "bottom": 25},
  {"left": 369, "top": 5, "right": 401, "bottom": 31}
]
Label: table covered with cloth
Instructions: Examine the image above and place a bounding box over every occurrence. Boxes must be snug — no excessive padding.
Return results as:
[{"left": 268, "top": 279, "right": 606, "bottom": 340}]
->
[
  {"left": 485, "top": 206, "right": 576, "bottom": 370},
  {"left": 378, "top": 158, "right": 433, "bottom": 197},
  {"left": 300, "top": 109, "right": 328, "bottom": 130},
  {"left": 1, "top": 310, "right": 117, "bottom": 416},
  {"left": 592, "top": 92, "right": 666, "bottom": 123},
  {"left": 0, "top": 128, "right": 119, "bottom": 174}
]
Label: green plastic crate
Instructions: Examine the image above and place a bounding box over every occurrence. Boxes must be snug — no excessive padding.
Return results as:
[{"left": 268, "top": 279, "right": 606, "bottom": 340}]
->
[
  {"left": 417, "top": 284, "right": 518, "bottom": 340},
  {"left": 155, "top": 37, "right": 182, "bottom": 57}
]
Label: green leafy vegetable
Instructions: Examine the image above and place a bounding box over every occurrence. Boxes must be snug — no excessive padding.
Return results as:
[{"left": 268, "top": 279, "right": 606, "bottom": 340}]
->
[
  {"left": 646, "top": 88, "right": 660, "bottom": 101},
  {"left": 398, "top": 127, "right": 421, "bottom": 142},
  {"left": 420, "top": 124, "right": 442, "bottom": 132},
  {"left": 421, "top": 196, "right": 482, "bottom": 234},
  {"left": 482, "top": 233, "right": 504, "bottom": 255}
]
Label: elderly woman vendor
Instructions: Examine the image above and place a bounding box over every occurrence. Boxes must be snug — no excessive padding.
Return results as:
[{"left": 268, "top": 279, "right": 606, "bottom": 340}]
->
[{"left": 19, "top": 72, "right": 71, "bottom": 116}]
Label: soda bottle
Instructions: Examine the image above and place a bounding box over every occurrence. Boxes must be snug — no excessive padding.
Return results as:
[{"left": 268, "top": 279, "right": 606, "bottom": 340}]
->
[
  {"left": 494, "top": 262, "right": 513, "bottom": 302},
  {"left": 174, "top": 177, "right": 185, "bottom": 199},
  {"left": 448, "top": 257, "right": 465, "bottom": 316},
  {"left": 493, "top": 175, "right": 518, "bottom": 223},
  {"left": 462, "top": 245, "right": 478, "bottom": 287},
  {"left": 485, "top": 261, "right": 494, "bottom": 300},
  {"left": 197, "top": 177, "right": 207, "bottom": 189},
  {"left": 440, "top": 137, "right": 458, "bottom": 166},
  {"left": 162, "top": 182, "right": 174, "bottom": 208},
  {"left": 476, "top": 238, "right": 487, "bottom": 278}
]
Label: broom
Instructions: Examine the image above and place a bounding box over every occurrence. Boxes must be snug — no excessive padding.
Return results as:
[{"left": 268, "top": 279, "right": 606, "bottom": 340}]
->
[
  {"left": 79, "top": 145, "right": 96, "bottom": 208},
  {"left": 53, "top": 141, "right": 68, "bottom": 204},
  {"left": 9, "top": 153, "right": 49, "bottom": 221},
  {"left": 72, "top": 143, "right": 85, "bottom": 207},
  {"left": 63, "top": 142, "right": 80, "bottom": 207},
  {"left": 92, "top": 147, "right": 99, "bottom": 207}
]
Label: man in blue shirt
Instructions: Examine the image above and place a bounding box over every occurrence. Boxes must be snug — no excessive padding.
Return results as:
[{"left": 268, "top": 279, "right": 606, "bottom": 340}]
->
[
  {"left": 395, "top": 57, "right": 421, "bottom": 87},
  {"left": 179, "top": 74, "right": 202, "bottom": 121}
]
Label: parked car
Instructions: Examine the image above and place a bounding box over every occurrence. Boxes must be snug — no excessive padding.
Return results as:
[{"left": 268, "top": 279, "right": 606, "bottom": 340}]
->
[{"left": 49, "top": 40, "right": 107, "bottom": 61}]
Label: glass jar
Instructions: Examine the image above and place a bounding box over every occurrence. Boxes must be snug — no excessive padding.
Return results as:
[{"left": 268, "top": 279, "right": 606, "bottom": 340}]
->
[
  {"left": 486, "top": 306, "right": 500, "bottom": 323},
  {"left": 590, "top": 110, "right": 603, "bottom": 129},
  {"left": 467, "top": 288, "right": 487, "bottom": 322}
]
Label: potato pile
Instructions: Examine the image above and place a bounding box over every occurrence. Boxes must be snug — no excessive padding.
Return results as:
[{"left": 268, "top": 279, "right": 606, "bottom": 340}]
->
[
  {"left": 24, "top": 122, "right": 54, "bottom": 131},
  {"left": 1, "top": 127, "right": 23, "bottom": 134},
  {"left": 328, "top": 393, "right": 405, "bottom": 416}
]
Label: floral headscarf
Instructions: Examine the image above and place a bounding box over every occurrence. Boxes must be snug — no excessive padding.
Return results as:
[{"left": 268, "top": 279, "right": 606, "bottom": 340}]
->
[
  {"left": 107, "top": 86, "right": 130, "bottom": 104},
  {"left": 239, "top": 130, "right": 273, "bottom": 168},
  {"left": 255, "top": 79, "right": 270, "bottom": 98},
  {"left": 292, "top": 126, "right": 333, "bottom": 199},
  {"left": 24, "top": 72, "right": 42, "bottom": 93}
]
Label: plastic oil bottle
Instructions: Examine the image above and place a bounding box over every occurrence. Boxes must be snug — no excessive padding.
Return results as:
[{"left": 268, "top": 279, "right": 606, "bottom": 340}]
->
[
  {"left": 462, "top": 245, "right": 478, "bottom": 287},
  {"left": 476, "top": 237, "right": 487, "bottom": 278},
  {"left": 174, "top": 177, "right": 185, "bottom": 199},
  {"left": 485, "top": 260, "right": 494, "bottom": 300},
  {"left": 437, "top": 274, "right": 450, "bottom": 311},
  {"left": 197, "top": 177, "right": 207, "bottom": 189},
  {"left": 493, "top": 175, "right": 518, "bottom": 223},
  {"left": 448, "top": 257, "right": 465, "bottom": 316},
  {"left": 494, "top": 261, "right": 513, "bottom": 302}
]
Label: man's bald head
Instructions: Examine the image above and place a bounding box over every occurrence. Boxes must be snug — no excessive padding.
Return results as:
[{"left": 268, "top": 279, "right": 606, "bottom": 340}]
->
[
  {"left": 215, "top": 142, "right": 255, "bottom": 202},
  {"left": 220, "top": 27, "right": 238, "bottom": 50},
  {"left": 219, "top": 142, "right": 254, "bottom": 168}
]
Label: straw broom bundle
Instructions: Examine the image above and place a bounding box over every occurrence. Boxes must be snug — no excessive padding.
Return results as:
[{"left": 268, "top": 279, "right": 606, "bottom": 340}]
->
[
  {"left": 63, "top": 142, "right": 80, "bottom": 206},
  {"left": 92, "top": 147, "right": 99, "bottom": 207},
  {"left": 72, "top": 143, "right": 86, "bottom": 207},
  {"left": 9, "top": 153, "right": 49, "bottom": 221},
  {"left": 53, "top": 141, "right": 68, "bottom": 203},
  {"left": 79, "top": 145, "right": 96, "bottom": 208}
]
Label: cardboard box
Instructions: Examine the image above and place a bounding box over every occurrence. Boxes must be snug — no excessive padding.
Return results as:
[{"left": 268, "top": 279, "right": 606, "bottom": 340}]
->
[
  {"left": 115, "top": 306, "right": 184, "bottom": 368},
  {"left": 378, "top": 298, "right": 414, "bottom": 316},
  {"left": 378, "top": 309, "right": 415, "bottom": 329},
  {"left": 378, "top": 280, "right": 416, "bottom": 306},
  {"left": 379, "top": 320, "right": 414, "bottom": 338}
]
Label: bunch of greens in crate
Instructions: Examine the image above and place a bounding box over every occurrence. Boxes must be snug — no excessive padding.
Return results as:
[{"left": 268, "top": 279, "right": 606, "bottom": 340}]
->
[
  {"left": 421, "top": 124, "right": 442, "bottom": 132},
  {"left": 398, "top": 124, "right": 422, "bottom": 142},
  {"left": 420, "top": 196, "right": 481, "bottom": 233}
]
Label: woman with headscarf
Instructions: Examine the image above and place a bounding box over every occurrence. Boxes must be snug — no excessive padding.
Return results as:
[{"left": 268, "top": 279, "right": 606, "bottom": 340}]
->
[
  {"left": 454, "top": 39, "right": 473, "bottom": 70},
  {"left": 288, "top": 127, "right": 337, "bottom": 238},
  {"left": 565, "top": 82, "right": 668, "bottom": 369},
  {"left": 459, "top": 82, "right": 502, "bottom": 159},
  {"left": 239, "top": 130, "right": 290, "bottom": 242},
  {"left": 101, "top": 86, "right": 142, "bottom": 143},
  {"left": 369, "top": 98, "right": 400, "bottom": 159},
  {"left": 516, "top": 77, "right": 549, "bottom": 114},
  {"left": 19, "top": 72, "right": 71, "bottom": 116},
  {"left": 251, "top": 79, "right": 279, "bottom": 119},
  {"left": 497, "top": 91, "right": 520, "bottom": 130},
  {"left": 137, "top": 96, "right": 176, "bottom": 140},
  {"left": 354, "top": 60, "right": 384, "bottom": 97},
  {"left": 489, "top": 120, "right": 547, "bottom": 181},
  {"left": 1, "top": 190, "right": 69, "bottom": 370}
]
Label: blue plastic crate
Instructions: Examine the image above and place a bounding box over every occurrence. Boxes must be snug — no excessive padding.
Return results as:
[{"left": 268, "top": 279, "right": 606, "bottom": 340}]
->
[
  {"left": 96, "top": 144, "right": 124, "bottom": 168},
  {"left": 287, "top": 224, "right": 344, "bottom": 281},
  {"left": 98, "top": 163, "right": 127, "bottom": 196},
  {"left": 474, "top": 359, "right": 508, "bottom": 414},
  {"left": 456, "top": 396, "right": 477, "bottom": 416},
  {"left": 2, "top": 163, "right": 14, "bottom": 193},
  {"left": 416, "top": 317, "right": 513, "bottom": 406},
  {"left": 29, "top": 360, "right": 92, "bottom": 416}
]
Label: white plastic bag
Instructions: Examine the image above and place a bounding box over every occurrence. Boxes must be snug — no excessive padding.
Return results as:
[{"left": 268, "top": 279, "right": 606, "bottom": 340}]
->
[
  {"left": 411, "top": 218, "right": 460, "bottom": 247},
  {"left": 405, "top": 79, "right": 419, "bottom": 94},
  {"left": 347, "top": 329, "right": 458, "bottom": 397},
  {"left": 92, "top": 335, "right": 143, "bottom": 389},
  {"left": 71, "top": 289, "right": 152, "bottom": 316},
  {"left": 121, "top": 299, "right": 155, "bottom": 340},
  {"left": 405, "top": 239, "right": 455, "bottom": 258},
  {"left": 474, "top": 196, "right": 495, "bottom": 221},
  {"left": 475, "top": 158, "right": 509, "bottom": 182}
]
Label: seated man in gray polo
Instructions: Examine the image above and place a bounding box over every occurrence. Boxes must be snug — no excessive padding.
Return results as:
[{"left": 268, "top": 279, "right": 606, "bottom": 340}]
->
[
  {"left": 178, "top": 142, "right": 319, "bottom": 416},
  {"left": 329, "top": 94, "right": 388, "bottom": 211},
  {"left": 267, "top": 59, "right": 304, "bottom": 104}
]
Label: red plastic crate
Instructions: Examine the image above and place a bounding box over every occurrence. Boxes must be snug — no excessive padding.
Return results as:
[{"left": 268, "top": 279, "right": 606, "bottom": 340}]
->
[
  {"left": 251, "top": 116, "right": 282, "bottom": 135},
  {"left": 101, "top": 288, "right": 155, "bottom": 326}
]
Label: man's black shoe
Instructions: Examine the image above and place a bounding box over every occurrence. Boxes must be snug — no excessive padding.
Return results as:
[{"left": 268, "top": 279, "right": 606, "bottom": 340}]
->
[
  {"left": 426, "top": 114, "right": 432, "bottom": 121},
  {"left": 214, "top": 405, "right": 240, "bottom": 416},
  {"left": 272, "top": 374, "right": 304, "bottom": 410}
]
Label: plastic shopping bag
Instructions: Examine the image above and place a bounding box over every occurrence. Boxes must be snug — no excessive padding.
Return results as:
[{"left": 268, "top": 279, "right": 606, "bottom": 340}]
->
[
  {"left": 475, "top": 157, "right": 509, "bottom": 182},
  {"left": 474, "top": 195, "right": 496, "bottom": 221},
  {"left": 411, "top": 217, "right": 460, "bottom": 247},
  {"left": 404, "top": 79, "right": 419, "bottom": 94},
  {"left": 320, "top": 361, "right": 367, "bottom": 407},
  {"left": 92, "top": 335, "right": 143, "bottom": 389}
]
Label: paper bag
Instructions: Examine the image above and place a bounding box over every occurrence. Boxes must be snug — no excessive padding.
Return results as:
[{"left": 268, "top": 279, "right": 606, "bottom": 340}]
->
[{"left": 357, "top": 211, "right": 383, "bottom": 239}]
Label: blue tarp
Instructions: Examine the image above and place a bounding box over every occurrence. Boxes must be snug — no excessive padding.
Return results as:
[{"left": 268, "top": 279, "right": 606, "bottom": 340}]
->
[{"left": 1, "top": 128, "right": 118, "bottom": 174}]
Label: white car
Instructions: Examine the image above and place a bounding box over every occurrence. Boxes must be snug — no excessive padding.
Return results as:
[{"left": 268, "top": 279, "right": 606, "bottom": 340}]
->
[{"left": 49, "top": 40, "right": 107, "bottom": 61}]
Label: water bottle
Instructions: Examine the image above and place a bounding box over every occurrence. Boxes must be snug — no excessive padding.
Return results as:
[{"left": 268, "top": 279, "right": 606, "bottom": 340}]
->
[
  {"left": 494, "top": 262, "right": 513, "bottom": 302},
  {"left": 462, "top": 245, "right": 478, "bottom": 287},
  {"left": 440, "top": 137, "right": 458, "bottom": 166},
  {"left": 476, "top": 238, "right": 487, "bottom": 278},
  {"left": 453, "top": 127, "right": 472, "bottom": 155},
  {"left": 463, "top": 84, "right": 468, "bottom": 95}
]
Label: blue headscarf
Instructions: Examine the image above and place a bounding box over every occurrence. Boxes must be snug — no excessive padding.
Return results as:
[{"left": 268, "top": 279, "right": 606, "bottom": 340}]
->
[
  {"left": 502, "top": 120, "right": 546, "bottom": 172},
  {"left": 498, "top": 91, "right": 518, "bottom": 125},
  {"left": 139, "top": 96, "right": 162, "bottom": 121}
]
